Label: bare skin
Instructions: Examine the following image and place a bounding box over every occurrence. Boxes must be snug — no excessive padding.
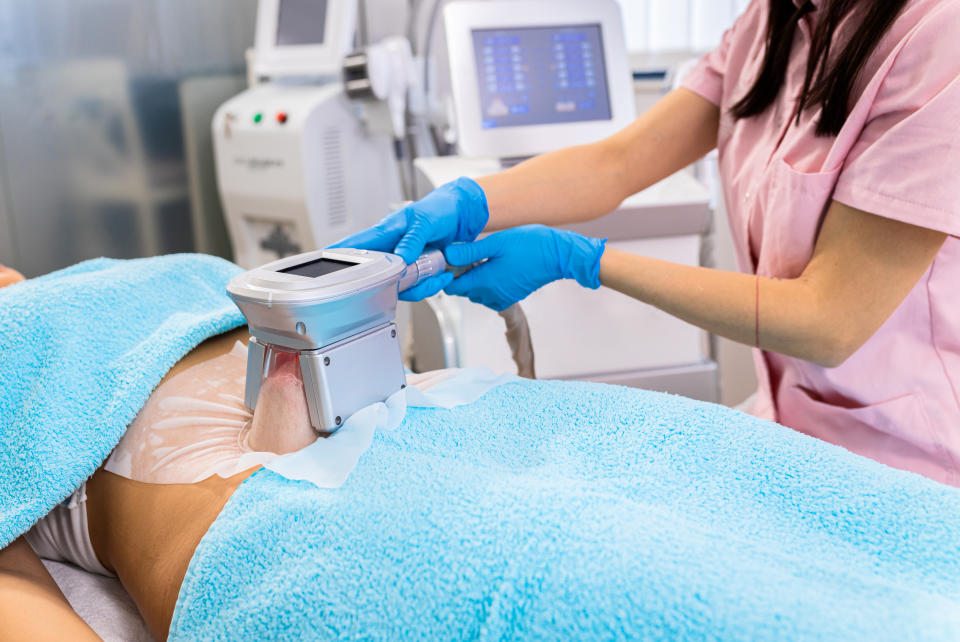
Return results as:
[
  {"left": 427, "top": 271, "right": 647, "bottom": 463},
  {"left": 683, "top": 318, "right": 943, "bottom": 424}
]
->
[
  {"left": 0, "top": 317, "right": 377, "bottom": 640},
  {"left": 478, "top": 89, "right": 720, "bottom": 231},
  {"left": 0, "top": 264, "right": 25, "bottom": 288},
  {"left": 86, "top": 465, "right": 259, "bottom": 640},
  {"left": 0, "top": 537, "right": 101, "bottom": 641},
  {"left": 600, "top": 203, "right": 945, "bottom": 367},
  {"left": 0, "top": 327, "right": 262, "bottom": 641}
]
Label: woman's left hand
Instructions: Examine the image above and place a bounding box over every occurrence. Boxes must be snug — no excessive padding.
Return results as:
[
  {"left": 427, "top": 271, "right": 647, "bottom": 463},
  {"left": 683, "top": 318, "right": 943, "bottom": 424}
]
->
[{"left": 443, "top": 225, "right": 606, "bottom": 311}]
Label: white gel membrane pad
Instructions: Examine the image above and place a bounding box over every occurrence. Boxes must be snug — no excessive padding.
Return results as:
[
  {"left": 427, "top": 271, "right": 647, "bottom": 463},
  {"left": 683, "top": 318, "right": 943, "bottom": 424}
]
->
[
  {"left": 105, "top": 341, "right": 253, "bottom": 484},
  {"left": 259, "top": 367, "right": 519, "bottom": 488},
  {"left": 105, "top": 343, "right": 517, "bottom": 488}
]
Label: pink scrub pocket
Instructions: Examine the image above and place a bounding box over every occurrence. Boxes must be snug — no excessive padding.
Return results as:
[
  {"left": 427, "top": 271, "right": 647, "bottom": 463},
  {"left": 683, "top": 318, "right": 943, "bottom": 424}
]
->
[{"left": 778, "top": 385, "right": 951, "bottom": 481}]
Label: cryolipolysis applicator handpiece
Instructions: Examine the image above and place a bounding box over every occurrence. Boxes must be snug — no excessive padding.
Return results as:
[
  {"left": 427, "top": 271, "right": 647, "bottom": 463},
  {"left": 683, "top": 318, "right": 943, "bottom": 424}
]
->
[{"left": 397, "top": 249, "right": 447, "bottom": 292}]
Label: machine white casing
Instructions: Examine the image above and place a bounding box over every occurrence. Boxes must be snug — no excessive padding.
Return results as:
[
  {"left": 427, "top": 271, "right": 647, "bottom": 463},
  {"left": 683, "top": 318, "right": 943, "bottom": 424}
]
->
[
  {"left": 444, "top": 0, "right": 636, "bottom": 158},
  {"left": 213, "top": 84, "right": 401, "bottom": 268},
  {"left": 251, "top": 0, "right": 357, "bottom": 80},
  {"left": 213, "top": 0, "right": 408, "bottom": 269}
]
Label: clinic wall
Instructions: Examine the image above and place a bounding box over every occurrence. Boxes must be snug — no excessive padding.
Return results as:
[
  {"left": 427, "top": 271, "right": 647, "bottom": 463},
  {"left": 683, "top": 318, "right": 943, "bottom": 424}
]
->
[
  {"left": 0, "top": 0, "right": 257, "bottom": 277},
  {"left": 615, "top": 0, "right": 751, "bottom": 53}
]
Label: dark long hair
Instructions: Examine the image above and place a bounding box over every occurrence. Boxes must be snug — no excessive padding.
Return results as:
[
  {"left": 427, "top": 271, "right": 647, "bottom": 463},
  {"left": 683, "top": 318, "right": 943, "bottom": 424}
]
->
[{"left": 731, "top": 0, "right": 909, "bottom": 136}]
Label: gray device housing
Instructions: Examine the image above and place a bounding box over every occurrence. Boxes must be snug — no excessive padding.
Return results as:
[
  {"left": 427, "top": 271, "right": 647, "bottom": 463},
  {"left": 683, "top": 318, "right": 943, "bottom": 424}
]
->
[{"left": 227, "top": 247, "right": 444, "bottom": 433}]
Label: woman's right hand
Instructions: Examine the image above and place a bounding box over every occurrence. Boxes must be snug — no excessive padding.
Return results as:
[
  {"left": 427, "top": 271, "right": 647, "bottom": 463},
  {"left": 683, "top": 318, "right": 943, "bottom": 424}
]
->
[
  {"left": 330, "top": 177, "right": 489, "bottom": 301},
  {"left": 331, "top": 175, "right": 488, "bottom": 262}
]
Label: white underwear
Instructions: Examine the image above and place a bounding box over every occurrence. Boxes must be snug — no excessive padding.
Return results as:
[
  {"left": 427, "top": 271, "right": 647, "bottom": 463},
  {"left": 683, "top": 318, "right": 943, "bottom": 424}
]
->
[{"left": 24, "top": 482, "right": 113, "bottom": 576}]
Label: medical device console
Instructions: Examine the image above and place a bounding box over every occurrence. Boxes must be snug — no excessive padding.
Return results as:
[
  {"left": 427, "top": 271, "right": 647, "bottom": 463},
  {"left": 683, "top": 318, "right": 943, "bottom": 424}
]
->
[{"left": 227, "top": 248, "right": 446, "bottom": 433}]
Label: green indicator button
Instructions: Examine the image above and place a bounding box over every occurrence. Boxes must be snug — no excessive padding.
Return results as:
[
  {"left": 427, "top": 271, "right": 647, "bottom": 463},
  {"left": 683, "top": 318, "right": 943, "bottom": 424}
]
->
[{"left": 253, "top": 112, "right": 263, "bottom": 124}]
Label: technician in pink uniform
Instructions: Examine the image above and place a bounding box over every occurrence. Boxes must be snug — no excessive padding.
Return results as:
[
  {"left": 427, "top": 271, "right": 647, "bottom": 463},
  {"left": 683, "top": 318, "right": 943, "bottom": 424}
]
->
[{"left": 339, "top": 0, "right": 960, "bottom": 486}]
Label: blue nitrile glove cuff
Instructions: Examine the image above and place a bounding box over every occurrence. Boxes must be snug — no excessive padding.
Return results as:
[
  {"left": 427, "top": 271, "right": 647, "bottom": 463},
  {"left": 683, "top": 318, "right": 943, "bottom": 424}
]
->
[
  {"left": 556, "top": 230, "right": 606, "bottom": 289},
  {"left": 451, "top": 176, "right": 489, "bottom": 243},
  {"left": 443, "top": 225, "right": 606, "bottom": 312}
]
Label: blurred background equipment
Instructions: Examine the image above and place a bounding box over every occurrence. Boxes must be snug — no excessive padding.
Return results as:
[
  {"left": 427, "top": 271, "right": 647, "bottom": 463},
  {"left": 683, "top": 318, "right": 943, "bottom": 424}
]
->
[
  {"left": 0, "top": 0, "right": 258, "bottom": 277},
  {"left": 0, "top": 0, "right": 755, "bottom": 406},
  {"left": 212, "top": 0, "right": 414, "bottom": 269}
]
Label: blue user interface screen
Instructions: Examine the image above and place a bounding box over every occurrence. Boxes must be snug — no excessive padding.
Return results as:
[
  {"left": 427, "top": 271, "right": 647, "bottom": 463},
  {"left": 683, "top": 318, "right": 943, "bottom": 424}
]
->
[{"left": 471, "top": 24, "right": 612, "bottom": 129}]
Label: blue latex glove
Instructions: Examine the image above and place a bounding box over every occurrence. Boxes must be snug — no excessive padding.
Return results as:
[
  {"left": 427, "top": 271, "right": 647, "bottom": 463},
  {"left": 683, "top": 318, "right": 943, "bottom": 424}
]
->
[
  {"left": 329, "top": 177, "right": 489, "bottom": 301},
  {"left": 443, "top": 225, "right": 606, "bottom": 311}
]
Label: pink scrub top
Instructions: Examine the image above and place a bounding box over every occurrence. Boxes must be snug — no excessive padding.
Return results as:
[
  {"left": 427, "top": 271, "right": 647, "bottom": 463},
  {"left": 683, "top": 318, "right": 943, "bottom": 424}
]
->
[{"left": 682, "top": 0, "right": 960, "bottom": 485}]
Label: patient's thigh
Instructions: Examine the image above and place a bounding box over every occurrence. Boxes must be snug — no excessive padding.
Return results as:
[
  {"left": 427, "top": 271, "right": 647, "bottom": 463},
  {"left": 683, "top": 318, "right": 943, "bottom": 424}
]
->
[{"left": 0, "top": 537, "right": 100, "bottom": 640}]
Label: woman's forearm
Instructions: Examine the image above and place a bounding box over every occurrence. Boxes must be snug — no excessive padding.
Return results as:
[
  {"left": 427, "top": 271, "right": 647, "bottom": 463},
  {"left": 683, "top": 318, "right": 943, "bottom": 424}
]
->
[
  {"left": 600, "top": 200, "right": 947, "bottom": 369},
  {"left": 599, "top": 249, "right": 841, "bottom": 367},
  {"left": 476, "top": 88, "right": 720, "bottom": 231},
  {"left": 476, "top": 141, "right": 633, "bottom": 230}
]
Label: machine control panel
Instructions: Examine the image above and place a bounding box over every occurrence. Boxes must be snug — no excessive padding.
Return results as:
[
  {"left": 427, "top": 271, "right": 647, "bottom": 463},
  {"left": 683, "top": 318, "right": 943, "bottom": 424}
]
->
[{"left": 472, "top": 24, "right": 612, "bottom": 130}]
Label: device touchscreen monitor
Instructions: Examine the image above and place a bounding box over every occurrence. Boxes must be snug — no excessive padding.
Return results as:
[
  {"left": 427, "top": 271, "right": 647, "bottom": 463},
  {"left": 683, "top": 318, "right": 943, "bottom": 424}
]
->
[
  {"left": 275, "top": 0, "right": 328, "bottom": 46},
  {"left": 472, "top": 25, "right": 612, "bottom": 130},
  {"left": 445, "top": 0, "right": 635, "bottom": 159},
  {"left": 252, "top": 0, "right": 356, "bottom": 78},
  {"left": 279, "top": 256, "right": 356, "bottom": 278}
]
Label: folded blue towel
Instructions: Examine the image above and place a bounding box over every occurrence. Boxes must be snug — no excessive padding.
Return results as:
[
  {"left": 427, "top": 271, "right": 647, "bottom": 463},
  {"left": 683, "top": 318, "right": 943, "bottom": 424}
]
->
[
  {"left": 170, "top": 381, "right": 960, "bottom": 640},
  {"left": 0, "top": 255, "right": 243, "bottom": 547}
]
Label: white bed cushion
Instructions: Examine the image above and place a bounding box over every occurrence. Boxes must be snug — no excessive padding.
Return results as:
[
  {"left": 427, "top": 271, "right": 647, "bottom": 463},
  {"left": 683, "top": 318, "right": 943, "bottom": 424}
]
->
[{"left": 42, "top": 559, "right": 155, "bottom": 641}]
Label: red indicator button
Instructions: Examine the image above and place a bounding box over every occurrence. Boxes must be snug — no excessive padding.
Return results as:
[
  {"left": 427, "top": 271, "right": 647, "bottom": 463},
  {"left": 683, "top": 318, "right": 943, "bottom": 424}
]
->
[{"left": 276, "top": 111, "right": 288, "bottom": 124}]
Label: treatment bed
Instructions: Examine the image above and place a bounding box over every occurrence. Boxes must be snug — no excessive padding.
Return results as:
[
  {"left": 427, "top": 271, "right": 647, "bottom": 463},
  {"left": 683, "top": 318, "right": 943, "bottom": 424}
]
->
[
  {"left": 2, "top": 255, "right": 959, "bottom": 640},
  {"left": 41, "top": 559, "right": 154, "bottom": 641}
]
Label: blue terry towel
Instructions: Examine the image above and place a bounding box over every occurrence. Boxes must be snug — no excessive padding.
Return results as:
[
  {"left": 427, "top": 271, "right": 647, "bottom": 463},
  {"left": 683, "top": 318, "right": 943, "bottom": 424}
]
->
[
  {"left": 0, "top": 255, "right": 243, "bottom": 547},
  {"left": 170, "top": 381, "right": 960, "bottom": 640}
]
